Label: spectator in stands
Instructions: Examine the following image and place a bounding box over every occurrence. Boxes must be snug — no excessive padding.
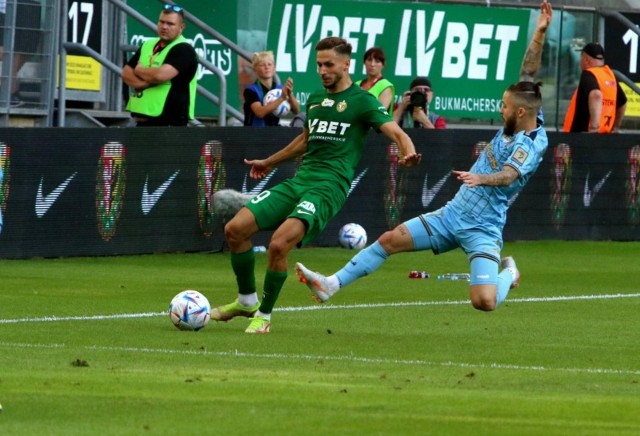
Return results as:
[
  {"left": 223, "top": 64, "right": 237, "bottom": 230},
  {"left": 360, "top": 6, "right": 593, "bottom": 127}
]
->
[
  {"left": 393, "top": 77, "right": 446, "bottom": 129},
  {"left": 0, "top": 0, "right": 42, "bottom": 106},
  {"left": 355, "top": 47, "right": 395, "bottom": 115},
  {"left": 243, "top": 50, "right": 300, "bottom": 126},
  {"left": 122, "top": 4, "right": 198, "bottom": 127},
  {"left": 563, "top": 42, "right": 627, "bottom": 133}
]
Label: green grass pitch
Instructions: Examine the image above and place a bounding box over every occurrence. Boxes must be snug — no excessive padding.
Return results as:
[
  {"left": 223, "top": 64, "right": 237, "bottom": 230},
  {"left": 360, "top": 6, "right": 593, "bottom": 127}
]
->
[{"left": 1, "top": 241, "right": 639, "bottom": 435}]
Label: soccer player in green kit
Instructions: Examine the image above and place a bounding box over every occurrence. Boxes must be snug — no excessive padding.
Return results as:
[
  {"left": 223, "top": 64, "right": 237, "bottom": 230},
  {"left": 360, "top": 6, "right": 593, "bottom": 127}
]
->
[{"left": 211, "top": 36, "right": 422, "bottom": 334}]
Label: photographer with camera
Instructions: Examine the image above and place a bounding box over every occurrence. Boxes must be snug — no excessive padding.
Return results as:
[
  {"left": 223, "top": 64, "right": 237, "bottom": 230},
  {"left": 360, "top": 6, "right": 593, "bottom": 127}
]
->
[{"left": 393, "top": 77, "right": 446, "bottom": 129}]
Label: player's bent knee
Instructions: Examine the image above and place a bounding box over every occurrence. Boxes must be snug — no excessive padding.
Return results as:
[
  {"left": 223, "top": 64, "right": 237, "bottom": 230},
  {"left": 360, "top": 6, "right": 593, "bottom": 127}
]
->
[
  {"left": 224, "top": 220, "right": 250, "bottom": 244},
  {"left": 377, "top": 226, "right": 412, "bottom": 254},
  {"left": 266, "top": 238, "right": 292, "bottom": 258},
  {"left": 471, "top": 298, "right": 496, "bottom": 312},
  {"left": 377, "top": 231, "right": 395, "bottom": 249},
  {"left": 470, "top": 285, "right": 497, "bottom": 312}
]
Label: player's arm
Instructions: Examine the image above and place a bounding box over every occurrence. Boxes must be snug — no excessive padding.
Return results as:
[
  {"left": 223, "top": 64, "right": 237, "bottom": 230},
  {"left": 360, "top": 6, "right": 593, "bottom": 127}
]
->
[
  {"left": 453, "top": 165, "right": 519, "bottom": 188},
  {"left": 520, "top": 0, "right": 552, "bottom": 82},
  {"left": 244, "top": 130, "right": 309, "bottom": 179},
  {"left": 379, "top": 121, "right": 421, "bottom": 167}
]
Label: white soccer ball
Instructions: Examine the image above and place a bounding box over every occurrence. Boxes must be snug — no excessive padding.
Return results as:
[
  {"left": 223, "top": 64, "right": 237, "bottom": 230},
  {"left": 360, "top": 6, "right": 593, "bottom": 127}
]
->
[
  {"left": 338, "top": 223, "right": 367, "bottom": 250},
  {"left": 263, "top": 88, "right": 290, "bottom": 117},
  {"left": 168, "top": 290, "right": 211, "bottom": 331}
]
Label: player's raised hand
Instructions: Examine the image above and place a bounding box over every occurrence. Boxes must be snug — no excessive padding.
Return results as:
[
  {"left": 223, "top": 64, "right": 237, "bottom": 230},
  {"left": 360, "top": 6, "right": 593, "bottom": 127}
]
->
[
  {"left": 244, "top": 158, "right": 272, "bottom": 179},
  {"left": 400, "top": 152, "right": 422, "bottom": 167},
  {"left": 537, "top": 0, "right": 553, "bottom": 32}
]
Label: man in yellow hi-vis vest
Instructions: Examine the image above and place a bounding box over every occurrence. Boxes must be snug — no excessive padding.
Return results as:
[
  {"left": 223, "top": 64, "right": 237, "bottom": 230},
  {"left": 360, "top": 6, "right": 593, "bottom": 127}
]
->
[
  {"left": 122, "top": 5, "right": 198, "bottom": 126},
  {"left": 563, "top": 43, "right": 627, "bottom": 133}
]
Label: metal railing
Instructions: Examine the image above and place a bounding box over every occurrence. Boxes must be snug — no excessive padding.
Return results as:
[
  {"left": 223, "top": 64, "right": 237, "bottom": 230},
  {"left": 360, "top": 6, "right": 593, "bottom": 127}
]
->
[
  {"left": 0, "top": 0, "right": 57, "bottom": 127},
  {"left": 56, "top": 0, "right": 240, "bottom": 126},
  {"left": 3, "top": 1, "right": 640, "bottom": 128}
]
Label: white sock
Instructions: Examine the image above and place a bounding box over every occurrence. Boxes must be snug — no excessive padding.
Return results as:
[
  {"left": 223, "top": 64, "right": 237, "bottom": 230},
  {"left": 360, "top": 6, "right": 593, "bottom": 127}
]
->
[
  {"left": 255, "top": 310, "right": 270, "bottom": 320},
  {"left": 238, "top": 293, "right": 258, "bottom": 307},
  {"left": 326, "top": 275, "right": 341, "bottom": 294}
]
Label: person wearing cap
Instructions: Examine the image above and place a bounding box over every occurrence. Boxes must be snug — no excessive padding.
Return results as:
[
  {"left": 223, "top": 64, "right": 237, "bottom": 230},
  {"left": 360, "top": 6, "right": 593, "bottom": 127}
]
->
[
  {"left": 393, "top": 77, "right": 446, "bottom": 129},
  {"left": 563, "top": 42, "right": 627, "bottom": 133}
]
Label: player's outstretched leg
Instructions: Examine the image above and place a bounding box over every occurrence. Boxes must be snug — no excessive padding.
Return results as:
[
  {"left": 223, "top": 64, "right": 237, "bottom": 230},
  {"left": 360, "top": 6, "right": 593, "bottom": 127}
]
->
[{"left": 295, "top": 262, "right": 339, "bottom": 303}]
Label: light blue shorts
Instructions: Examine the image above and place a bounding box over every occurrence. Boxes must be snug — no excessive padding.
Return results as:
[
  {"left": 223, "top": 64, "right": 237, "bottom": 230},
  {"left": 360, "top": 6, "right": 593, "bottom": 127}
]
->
[{"left": 404, "top": 205, "right": 502, "bottom": 285}]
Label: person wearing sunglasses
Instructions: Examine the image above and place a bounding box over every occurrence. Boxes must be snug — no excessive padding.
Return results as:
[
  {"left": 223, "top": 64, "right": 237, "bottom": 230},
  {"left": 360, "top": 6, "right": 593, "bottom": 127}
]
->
[{"left": 122, "top": 5, "right": 198, "bottom": 126}]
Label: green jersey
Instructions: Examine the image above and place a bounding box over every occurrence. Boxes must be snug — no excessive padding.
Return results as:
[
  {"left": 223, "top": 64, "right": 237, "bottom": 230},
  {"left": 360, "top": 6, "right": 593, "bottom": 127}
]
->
[{"left": 299, "top": 84, "right": 393, "bottom": 196}]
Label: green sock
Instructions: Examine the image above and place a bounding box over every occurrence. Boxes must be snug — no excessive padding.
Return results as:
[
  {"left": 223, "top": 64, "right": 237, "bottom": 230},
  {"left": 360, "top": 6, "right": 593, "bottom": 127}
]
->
[
  {"left": 259, "top": 269, "right": 288, "bottom": 314},
  {"left": 230, "top": 249, "right": 256, "bottom": 295}
]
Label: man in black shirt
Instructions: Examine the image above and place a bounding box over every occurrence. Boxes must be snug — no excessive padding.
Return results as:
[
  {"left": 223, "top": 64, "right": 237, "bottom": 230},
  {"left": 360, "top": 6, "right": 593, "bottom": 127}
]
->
[
  {"left": 122, "top": 5, "right": 198, "bottom": 126},
  {"left": 563, "top": 43, "right": 627, "bottom": 133}
]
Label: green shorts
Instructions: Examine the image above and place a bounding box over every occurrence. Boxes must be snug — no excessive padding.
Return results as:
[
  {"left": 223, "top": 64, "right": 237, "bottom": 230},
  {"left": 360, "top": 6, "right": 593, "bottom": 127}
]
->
[{"left": 245, "top": 178, "right": 347, "bottom": 247}]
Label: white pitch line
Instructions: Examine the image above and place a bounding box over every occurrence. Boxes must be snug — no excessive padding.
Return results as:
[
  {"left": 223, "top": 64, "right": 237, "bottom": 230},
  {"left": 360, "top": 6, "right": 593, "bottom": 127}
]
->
[
  {"left": 0, "top": 341, "right": 638, "bottom": 376},
  {"left": 1, "top": 293, "right": 640, "bottom": 325}
]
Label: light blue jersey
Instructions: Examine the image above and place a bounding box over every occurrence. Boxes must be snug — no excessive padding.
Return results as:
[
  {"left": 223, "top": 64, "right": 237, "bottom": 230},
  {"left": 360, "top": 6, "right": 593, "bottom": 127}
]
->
[
  {"left": 404, "top": 121, "right": 548, "bottom": 275},
  {"left": 449, "top": 125, "right": 548, "bottom": 230}
]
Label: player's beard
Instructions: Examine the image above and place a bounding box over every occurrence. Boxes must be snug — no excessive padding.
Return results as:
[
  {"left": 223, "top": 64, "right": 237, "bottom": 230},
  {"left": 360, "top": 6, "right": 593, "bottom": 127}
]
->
[
  {"left": 503, "top": 112, "right": 517, "bottom": 136},
  {"left": 322, "top": 72, "right": 343, "bottom": 91}
]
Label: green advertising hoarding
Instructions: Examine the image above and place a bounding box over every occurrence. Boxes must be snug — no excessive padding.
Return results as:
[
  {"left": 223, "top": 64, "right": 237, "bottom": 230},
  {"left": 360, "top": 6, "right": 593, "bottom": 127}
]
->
[
  {"left": 267, "top": 0, "right": 531, "bottom": 119},
  {"left": 122, "top": 1, "right": 532, "bottom": 120},
  {"left": 125, "top": 1, "right": 238, "bottom": 117}
]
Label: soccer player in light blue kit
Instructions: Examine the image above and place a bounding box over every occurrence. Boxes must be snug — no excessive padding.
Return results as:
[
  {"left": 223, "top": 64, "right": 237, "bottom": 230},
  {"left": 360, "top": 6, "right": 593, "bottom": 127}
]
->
[
  {"left": 296, "top": 1, "right": 553, "bottom": 312},
  {"left": 297, "top": 81, "right": 547, "bottom": 311}
]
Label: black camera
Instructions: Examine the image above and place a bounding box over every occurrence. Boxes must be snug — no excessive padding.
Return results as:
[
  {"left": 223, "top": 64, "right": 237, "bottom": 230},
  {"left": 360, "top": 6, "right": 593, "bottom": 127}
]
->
[{"left": 409, "top": 90, "right": 427, "bottom": 109}]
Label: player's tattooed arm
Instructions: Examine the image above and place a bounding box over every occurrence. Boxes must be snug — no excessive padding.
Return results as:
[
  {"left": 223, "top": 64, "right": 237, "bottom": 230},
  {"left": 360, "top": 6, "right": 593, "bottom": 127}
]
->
[
  {"left": 453, "top": 166, "right": 519, "bottom": 188},
  {"left": 519, "top": 1, "right": 553, "bottom": 82}
]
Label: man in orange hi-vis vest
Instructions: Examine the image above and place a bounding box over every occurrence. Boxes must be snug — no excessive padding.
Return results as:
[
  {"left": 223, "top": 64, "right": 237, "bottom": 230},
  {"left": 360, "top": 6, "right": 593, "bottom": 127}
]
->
[{"left": 563, "top": 42, "right": 627, "bottom": 133}]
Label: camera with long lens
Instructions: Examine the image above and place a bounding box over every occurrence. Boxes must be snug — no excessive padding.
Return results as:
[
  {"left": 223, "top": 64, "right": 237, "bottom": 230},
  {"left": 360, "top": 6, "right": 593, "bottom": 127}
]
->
[{"left": 409, "top": 90, "right": 428, "bottom": 110}]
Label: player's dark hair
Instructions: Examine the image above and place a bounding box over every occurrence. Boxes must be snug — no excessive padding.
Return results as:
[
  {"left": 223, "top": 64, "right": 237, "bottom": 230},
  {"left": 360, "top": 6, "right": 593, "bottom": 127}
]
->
[
  {"left": 363, "top": 47, "right": 385, "bottom": 65},
  {"left": 507, "top": 81, "right": 542, "bottom": 111},
  {"left": 316, "top": 37, "right": 352, "bottom": 57}
]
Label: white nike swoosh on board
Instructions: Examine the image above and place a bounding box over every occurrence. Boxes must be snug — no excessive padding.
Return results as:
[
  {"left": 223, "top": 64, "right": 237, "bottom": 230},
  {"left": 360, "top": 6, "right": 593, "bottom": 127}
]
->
[
  {"left": 141, "top": 170, "right": 180, "bottom": 215},
  {"left": 348, "top": 168, "right": 368, "bottom": 197},
  {"left": 35, "top": 173, "right": 78, "bottom": 218},
  {"left": 422, "top": 172, "right": 450, "bottom": 208},
  {"left": 242, "top": 169, "right": 278, "bottom": 195},
  {"left": 583, "top": 170, "right": 611, "bottom": 207},
  {"left": 296, "top": 209, "right": 314, "bottom": 215}
]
